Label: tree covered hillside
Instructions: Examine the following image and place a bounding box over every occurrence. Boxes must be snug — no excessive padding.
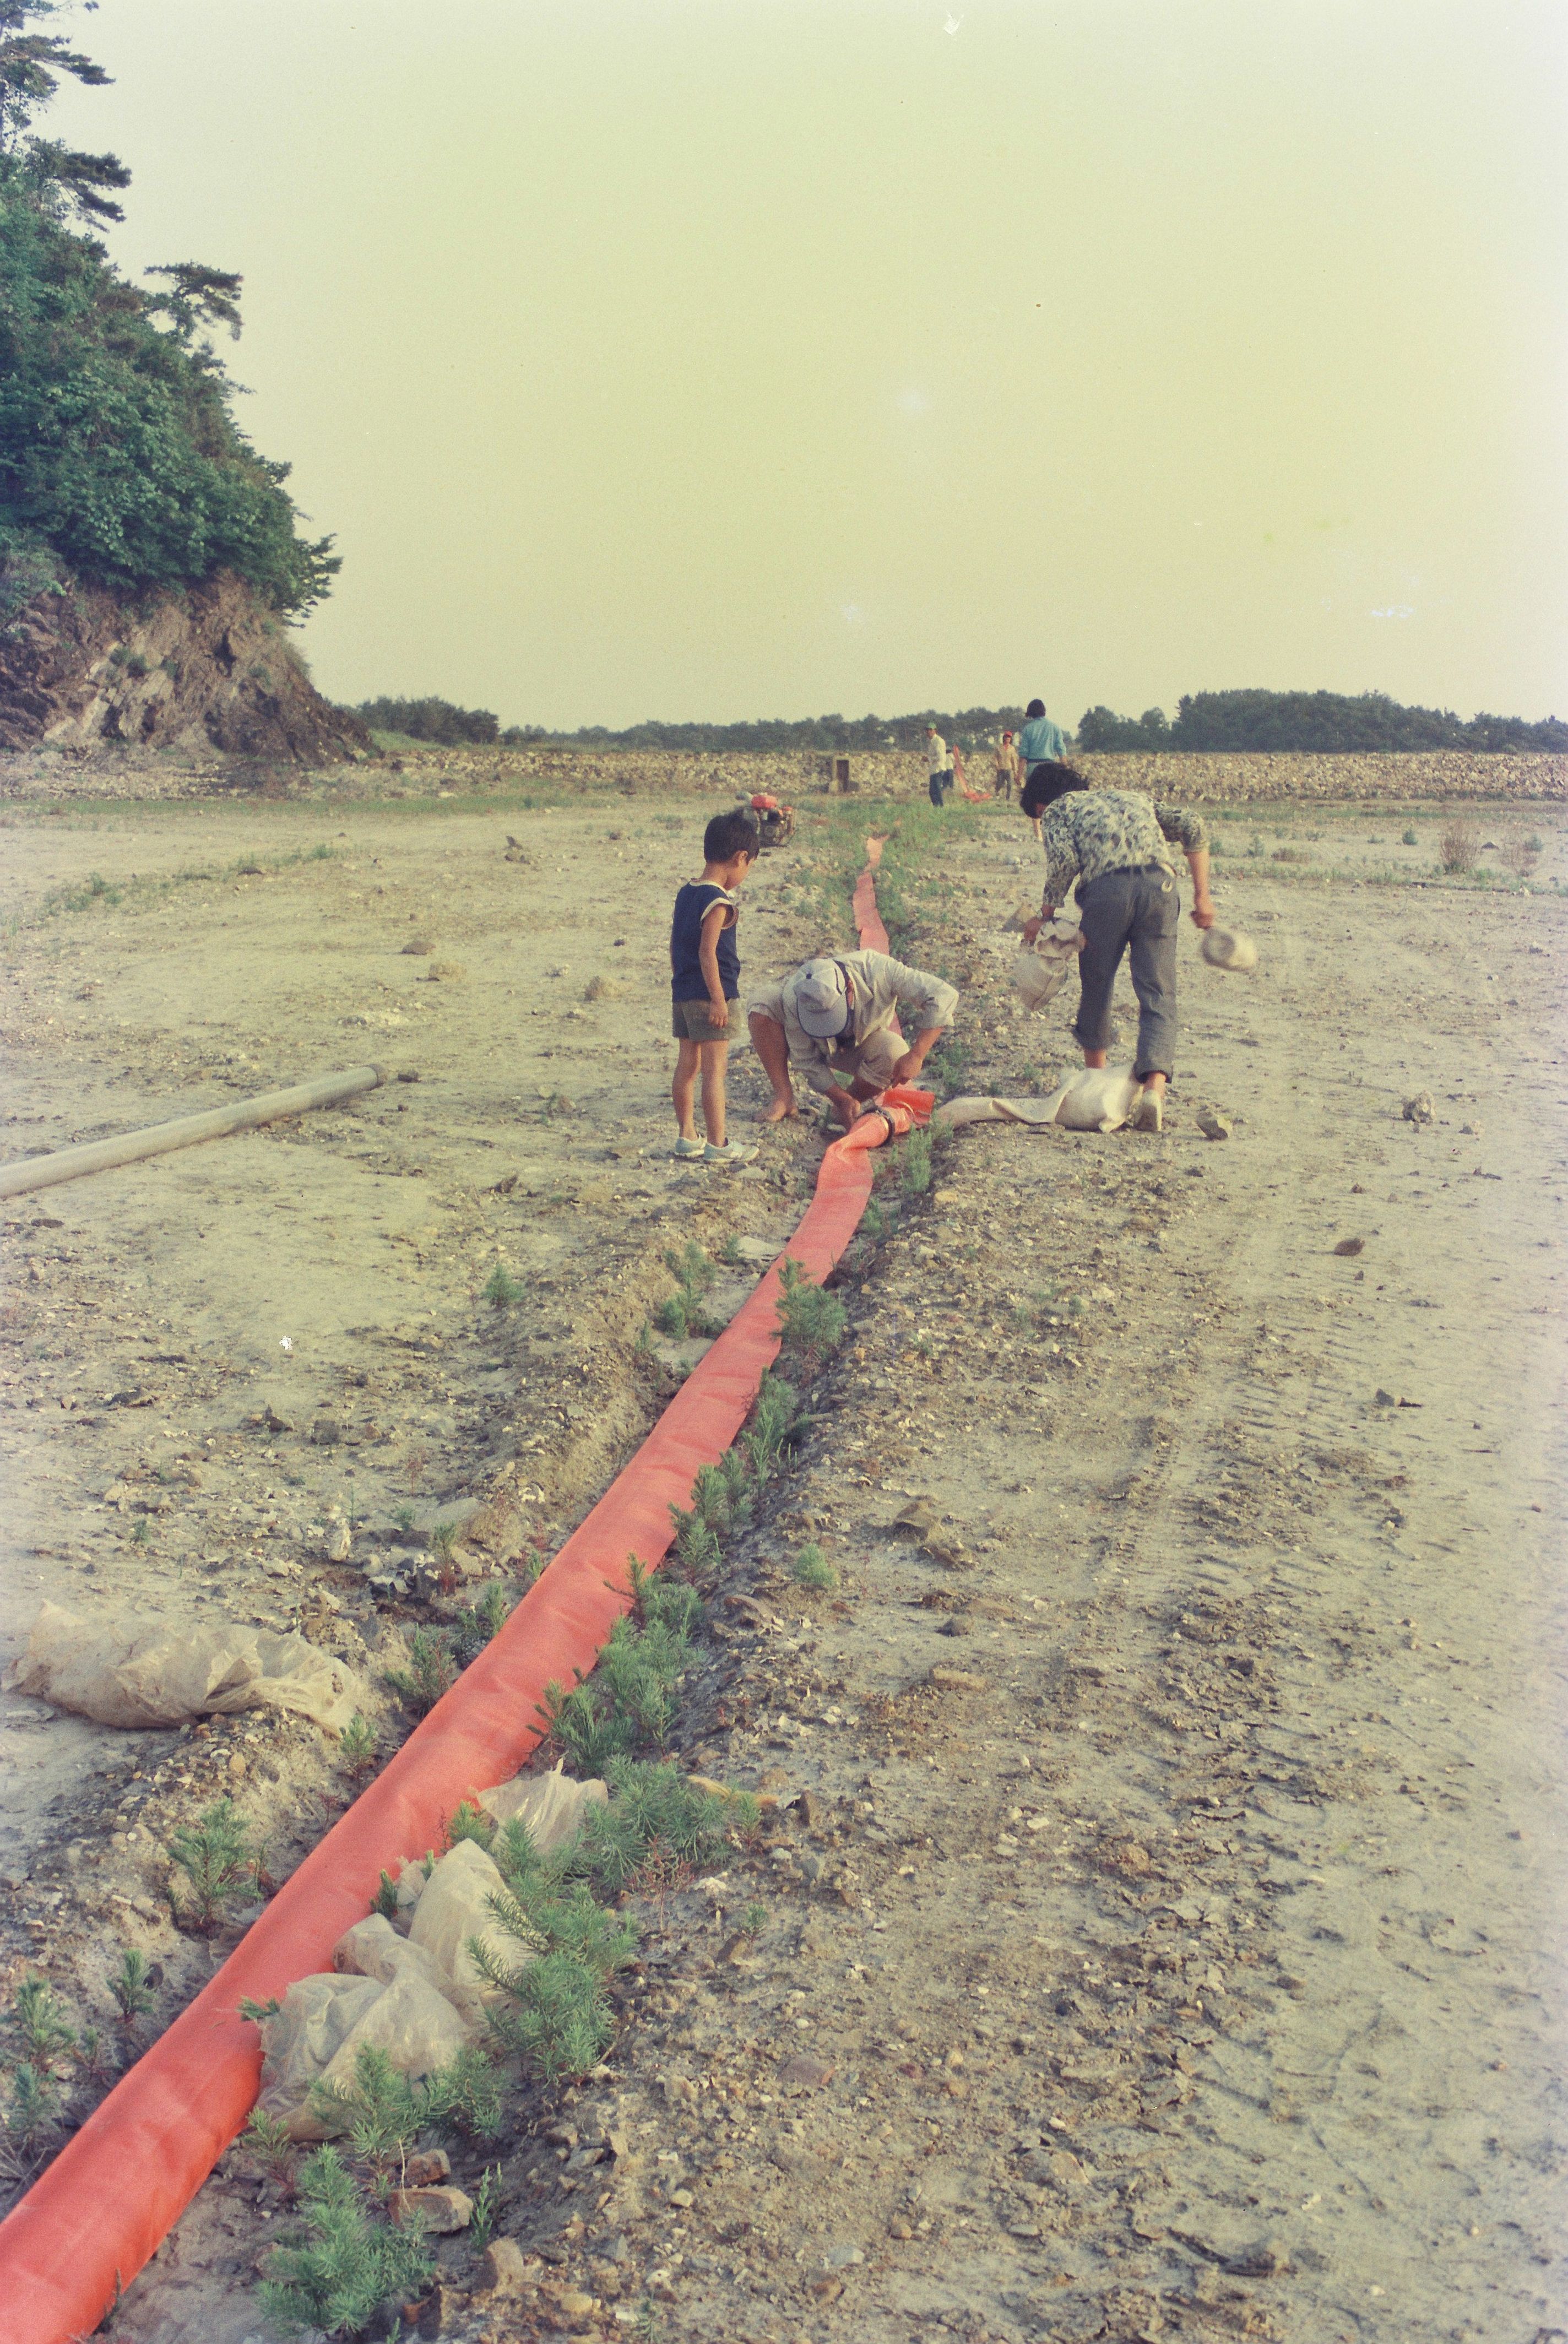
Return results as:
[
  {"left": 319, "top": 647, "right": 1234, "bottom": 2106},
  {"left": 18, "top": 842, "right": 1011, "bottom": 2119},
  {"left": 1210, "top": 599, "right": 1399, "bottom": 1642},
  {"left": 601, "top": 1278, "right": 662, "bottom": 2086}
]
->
[{"left": 0, "top": 1, "right": 336, "bottom": 617}]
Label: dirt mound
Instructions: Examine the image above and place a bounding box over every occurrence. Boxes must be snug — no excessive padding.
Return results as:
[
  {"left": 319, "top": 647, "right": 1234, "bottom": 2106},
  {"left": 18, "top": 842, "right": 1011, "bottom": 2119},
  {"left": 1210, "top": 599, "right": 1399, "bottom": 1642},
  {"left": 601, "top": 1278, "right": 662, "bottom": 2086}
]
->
[{"left": 0, "top": 563, "right": 372, "bottom": 763}]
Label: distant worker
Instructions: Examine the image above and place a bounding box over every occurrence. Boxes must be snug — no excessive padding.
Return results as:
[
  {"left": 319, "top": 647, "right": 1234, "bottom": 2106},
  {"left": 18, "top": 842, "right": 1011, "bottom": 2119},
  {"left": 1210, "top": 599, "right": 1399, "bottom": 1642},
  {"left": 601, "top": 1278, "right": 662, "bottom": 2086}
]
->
[
  {"left": 1016, "top": 698, "right": 1067, "bottom": 783},
  {"left": 1021, "top": 769, "right": 1214, "bottom": 1136},
  {"left": 747, "top": 951, "right": 959, "bottom": 1127},
  {"left": 992, "top": 731, "right": 1021, "bottom": 800},
  {"left": 925, "top": 724, "right": 954, "bottom": 808}
]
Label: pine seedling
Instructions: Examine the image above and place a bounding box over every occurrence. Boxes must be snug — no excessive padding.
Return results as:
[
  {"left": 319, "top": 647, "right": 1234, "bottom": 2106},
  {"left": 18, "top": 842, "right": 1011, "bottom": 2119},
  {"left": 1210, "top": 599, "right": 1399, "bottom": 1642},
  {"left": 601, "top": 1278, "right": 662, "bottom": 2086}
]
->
[
  {"left": 539, "top": 1674, "right": 635, "bottom": 1776},
  {"left": 168, "top": 1799, "right": 259, "bottom": 1933},
  {"left": 775, "top": 1258, "right": 847, "bottom": 1374},
  {"left": 468, "top": 2163, "right": 501, "bottom": 2255},
  {"left": 392, "top": 1502, "right": 417, "bottom": 1534},
  {"left": 423, "top": 2046, "right": 503, "bottom": 2143},
  {"left": 442, "top": 1799, "right": 495, "bottom": 1854},
  {"left": 448, "top": 1580, "right": 511, "bottom": 1669},
  {"left": 668, "top": 1502, "right": 723, "bottom": 1581},
  {"left": 569, "top": 1758, "right": 747, "bottom": 1894},
  {"left": 338, "top": 1713, "right": 375, "bottom": 1774},
  {"left": 243, "top": 2106, "right": 299, "bottom": 2196},
  {"left": 2, "top": 2062, "right": 62, "bottom": 2152},
  {"left": 739, "top": 1902, "right": 767, "bottom": 1936},
  {"left": 74, "top": 2024, "right": 113, "bottom": 2082},
  {"left": 310, "top": 2042, "right": 426, "bottom": 2183},
  {"left": 742, "top": 1371, "right": 805, "bottom": 1481},
  {"left": 12, "top": 1977, "right": 75, "bottom": 2065},
  {"left": 259, "top": 2145, "right": 435, "bottom": 2337},
  {"left": 793, "top": 1544, "right": 837, "bottom": 1593},
  {"left": 482, "top": 1265, "right": 524, "bottom": 1309},
  {"left": 238, "top": 1995, "right": 284, "bottom": 2022},
  {"left": 108, "top": 1948, "right": 157, "bottom": 2031},
  {"left": 370, "top": 1870, "right": 401, "bottom": 1922},
  {"left": 642, "top": 1575, "right": 703, "bottom": 1642},
  {"left": 384, "top": 1627, "right": 458, "bottom": 1715},
  {"left": 481, "top": 1946, "right": 617, "bottom": 2083}
]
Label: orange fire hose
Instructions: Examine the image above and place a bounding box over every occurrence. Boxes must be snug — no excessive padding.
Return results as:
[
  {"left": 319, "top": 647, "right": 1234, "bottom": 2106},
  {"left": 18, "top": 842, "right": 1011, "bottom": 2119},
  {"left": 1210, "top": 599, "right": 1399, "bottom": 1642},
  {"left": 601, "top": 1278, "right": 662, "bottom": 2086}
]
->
[{"left": 0, "top": 841, "right": 921, "bottom": 2344}]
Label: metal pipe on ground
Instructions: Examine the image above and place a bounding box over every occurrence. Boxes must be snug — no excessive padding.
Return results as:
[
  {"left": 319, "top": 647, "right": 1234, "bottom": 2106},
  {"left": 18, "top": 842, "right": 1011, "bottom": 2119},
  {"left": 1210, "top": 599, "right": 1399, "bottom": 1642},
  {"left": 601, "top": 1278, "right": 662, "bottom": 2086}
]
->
[{"left": 0, "top": 1066, "right": 386, "bottom": 1200}]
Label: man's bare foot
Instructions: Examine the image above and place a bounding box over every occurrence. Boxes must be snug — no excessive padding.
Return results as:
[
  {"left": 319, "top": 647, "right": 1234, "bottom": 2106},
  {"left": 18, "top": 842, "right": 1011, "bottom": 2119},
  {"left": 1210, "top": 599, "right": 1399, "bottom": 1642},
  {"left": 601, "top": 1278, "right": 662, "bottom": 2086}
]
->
[{"left": 759, "top": 1097, "right": 797, "bottom": 1124}]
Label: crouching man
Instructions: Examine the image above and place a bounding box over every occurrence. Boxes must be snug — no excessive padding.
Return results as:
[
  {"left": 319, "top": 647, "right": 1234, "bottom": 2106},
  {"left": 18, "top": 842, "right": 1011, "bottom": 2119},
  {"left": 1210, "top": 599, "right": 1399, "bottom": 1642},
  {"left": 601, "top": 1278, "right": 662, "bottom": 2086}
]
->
[{"left": 747, "top": 952, "right": 959, "bottom": 1127}]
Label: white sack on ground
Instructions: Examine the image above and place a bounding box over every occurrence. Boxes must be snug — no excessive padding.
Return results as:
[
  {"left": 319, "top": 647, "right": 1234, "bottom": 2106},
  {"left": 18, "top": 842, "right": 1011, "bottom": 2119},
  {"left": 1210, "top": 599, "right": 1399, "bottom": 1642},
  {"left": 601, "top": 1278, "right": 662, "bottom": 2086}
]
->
[
  {"left": 1055, "top": 1067, "right": 1143, "bottom": 1132},
  {"left": 333, "top": 1913, "right": 443, "bottom": 1990},
  {"left": 934, "top": 1070, "right": 1143, "bottom": 1136},
  {"left": 934, "top": 1093, "right": 1069, "bottom": 1131},
  {"left": 256, "top": 1974, "right": 383, "bottom": 2133},
  {"left": 478, "top": 1760, "right": 608, "bottom": 1854},
  {"left": 9, "top": 1599, "right": 365, "bottom": 1733},
  {"left": 408, "top": 1836, "right": 520, "bottom": 2023}
]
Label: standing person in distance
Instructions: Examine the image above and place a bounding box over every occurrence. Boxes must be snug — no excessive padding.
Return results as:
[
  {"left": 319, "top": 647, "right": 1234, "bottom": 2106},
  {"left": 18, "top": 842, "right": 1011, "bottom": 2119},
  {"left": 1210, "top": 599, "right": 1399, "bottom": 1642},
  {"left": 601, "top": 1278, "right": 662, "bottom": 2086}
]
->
[
  {"left": 669, "top": 807, "right": 760, "bottom": 1165},
  {"left": 1016, "top": 698, "right": 1067, "bottom": 790},
  {"left": 1021, "top": 770, "right": 1214, "bottom": 1135},
  {"left": 925, "top": 724, "right": 955, "bottom": 808},
  {"left": 992, "top": 730, "right": 1021, "bottom": 800}
]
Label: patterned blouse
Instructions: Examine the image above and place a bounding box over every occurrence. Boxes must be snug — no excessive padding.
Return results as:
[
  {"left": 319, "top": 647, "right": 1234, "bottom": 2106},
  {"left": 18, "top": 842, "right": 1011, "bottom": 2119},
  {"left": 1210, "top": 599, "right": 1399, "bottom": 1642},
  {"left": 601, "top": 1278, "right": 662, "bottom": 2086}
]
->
[{"left": 1040, "top": 789, "right": 1208, "bottom": 905}]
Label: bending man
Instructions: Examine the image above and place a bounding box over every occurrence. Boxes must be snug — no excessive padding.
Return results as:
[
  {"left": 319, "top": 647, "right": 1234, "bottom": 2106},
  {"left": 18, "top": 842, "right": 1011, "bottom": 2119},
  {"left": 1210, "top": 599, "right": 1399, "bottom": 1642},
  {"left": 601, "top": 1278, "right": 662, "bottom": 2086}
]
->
[
  {"left": 748, "top": 951, "right": 959, "bottom": 1127},
  {"left": 1021, "top": 768, "right": 1214, "bottom": 1135}
]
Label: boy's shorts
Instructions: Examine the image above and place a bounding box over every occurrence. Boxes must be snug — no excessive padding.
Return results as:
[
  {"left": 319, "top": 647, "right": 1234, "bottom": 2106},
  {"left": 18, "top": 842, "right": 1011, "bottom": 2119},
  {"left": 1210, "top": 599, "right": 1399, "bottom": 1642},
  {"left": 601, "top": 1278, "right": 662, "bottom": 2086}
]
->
[{"left": 672, "top": 998, "right": 732, "bottom": 1043}]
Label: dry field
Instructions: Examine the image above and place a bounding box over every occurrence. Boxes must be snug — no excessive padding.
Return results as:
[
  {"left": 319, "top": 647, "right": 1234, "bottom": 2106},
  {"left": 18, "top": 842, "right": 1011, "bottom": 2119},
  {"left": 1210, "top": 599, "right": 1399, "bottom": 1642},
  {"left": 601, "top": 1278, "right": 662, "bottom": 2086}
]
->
[{"left": 0, "top": 774, "right": 1564, "bottom": 2344}]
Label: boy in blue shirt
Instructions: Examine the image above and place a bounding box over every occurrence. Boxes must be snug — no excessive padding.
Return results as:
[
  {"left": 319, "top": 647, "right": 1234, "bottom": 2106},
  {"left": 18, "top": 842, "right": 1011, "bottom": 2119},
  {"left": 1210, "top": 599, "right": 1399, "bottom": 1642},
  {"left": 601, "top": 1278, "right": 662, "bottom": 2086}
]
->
[{"left": 670, "top": 808, "right": 760, "bottom": 1164}]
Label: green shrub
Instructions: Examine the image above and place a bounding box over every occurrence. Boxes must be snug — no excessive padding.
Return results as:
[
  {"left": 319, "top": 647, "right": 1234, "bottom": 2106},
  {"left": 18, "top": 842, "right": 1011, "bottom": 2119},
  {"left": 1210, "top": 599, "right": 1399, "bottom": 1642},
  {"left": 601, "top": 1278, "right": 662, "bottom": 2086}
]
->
[
  {"left": 899, "top": 1129, "right": 934, "bottom": 1196},
  {"left": 338, "top": 1714, "right": 375, "bottom": 1774},
  {"left": 482, "top": 1266, "right": 524, "bottom": 1309},
  {"left": 793, "top": 1544, "right": 837, "bottom": 1592},
  {"left": 258, "top": 2145, "right": 434, "bottom": 2336}
]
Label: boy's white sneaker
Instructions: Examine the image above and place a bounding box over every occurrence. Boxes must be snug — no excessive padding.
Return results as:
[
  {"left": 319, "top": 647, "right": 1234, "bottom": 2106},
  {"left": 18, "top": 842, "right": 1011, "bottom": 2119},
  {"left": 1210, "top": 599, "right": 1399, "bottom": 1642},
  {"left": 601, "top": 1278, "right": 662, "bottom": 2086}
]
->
[
  {"left": 1132, "top": 1088, "right": 1163, "bottom": 1133},
  {"left": 703, "top": 1140, "right": 757, "bottom": 1167},
  {"left": 673, "top": 1136, "right": 704, "bottom": 1159}
]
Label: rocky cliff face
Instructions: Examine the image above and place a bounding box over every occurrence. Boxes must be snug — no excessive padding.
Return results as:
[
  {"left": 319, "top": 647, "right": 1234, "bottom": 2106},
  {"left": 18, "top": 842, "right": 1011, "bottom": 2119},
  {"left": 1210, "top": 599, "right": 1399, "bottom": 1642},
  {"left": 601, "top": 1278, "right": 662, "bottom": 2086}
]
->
[{"left": 0, "top": 563, "right": 371, "bottom": 762}]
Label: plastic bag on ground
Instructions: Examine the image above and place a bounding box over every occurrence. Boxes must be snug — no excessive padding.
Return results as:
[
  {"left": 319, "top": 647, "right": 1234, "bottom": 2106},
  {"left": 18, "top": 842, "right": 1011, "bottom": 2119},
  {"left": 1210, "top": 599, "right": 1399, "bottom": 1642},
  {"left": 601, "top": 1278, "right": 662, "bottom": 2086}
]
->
[
  {"left": 478, "top": 1761, "right": 608, "bottom": 1856},
  {"left": 408, "top": 1837, "right": 520, "bottom": 2023},
  {"left": 305, "top": 1970, "right": 474, "bottom": 2139},
  {"left": 10, "top": 1599, "right": 364, "bottom": 1734}
]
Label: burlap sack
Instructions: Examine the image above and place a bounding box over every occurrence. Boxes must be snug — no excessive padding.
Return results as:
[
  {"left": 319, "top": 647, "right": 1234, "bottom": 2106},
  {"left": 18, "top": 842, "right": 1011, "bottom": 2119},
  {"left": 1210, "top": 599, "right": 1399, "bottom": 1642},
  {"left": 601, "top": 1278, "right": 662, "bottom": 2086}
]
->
[{"left": 10, "top": 1600, "right": 363, "bottom": 1734}]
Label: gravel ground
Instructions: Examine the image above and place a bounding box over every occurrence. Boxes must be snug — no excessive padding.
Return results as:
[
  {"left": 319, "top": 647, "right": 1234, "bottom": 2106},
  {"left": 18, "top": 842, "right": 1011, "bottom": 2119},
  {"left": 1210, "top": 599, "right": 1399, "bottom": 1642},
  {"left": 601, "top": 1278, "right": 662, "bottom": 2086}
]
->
[{"left": 2, "top": 777, "right": 1564, "bottom": 2344}]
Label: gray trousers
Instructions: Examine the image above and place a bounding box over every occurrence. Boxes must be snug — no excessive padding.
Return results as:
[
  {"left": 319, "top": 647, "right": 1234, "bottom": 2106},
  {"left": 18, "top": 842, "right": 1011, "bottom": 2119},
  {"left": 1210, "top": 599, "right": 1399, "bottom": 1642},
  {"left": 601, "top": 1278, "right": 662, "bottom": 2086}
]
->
[{"left": 1073, "top": 864, "right": 1178, "bottom": 1080}]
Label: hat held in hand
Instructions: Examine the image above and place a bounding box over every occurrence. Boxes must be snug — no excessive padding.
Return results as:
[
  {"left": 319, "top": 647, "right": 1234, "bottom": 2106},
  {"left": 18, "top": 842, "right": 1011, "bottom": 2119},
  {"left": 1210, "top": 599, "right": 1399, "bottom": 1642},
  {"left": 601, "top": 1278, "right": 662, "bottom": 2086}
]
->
[{"left": 1201, "top": 926, "right": 1258, "bottom": 973}]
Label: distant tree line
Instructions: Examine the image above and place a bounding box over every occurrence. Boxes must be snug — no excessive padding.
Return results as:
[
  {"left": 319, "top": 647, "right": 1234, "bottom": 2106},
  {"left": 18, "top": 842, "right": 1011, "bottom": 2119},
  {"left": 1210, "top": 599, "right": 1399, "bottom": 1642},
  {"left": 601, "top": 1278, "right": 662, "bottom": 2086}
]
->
[
  {"left": 355, "top": 702, "right": 1028, "bottom": 752},
  {"left": 356, "top": 685, "right": 1567, "bottom": 758},
  {"left": 1078, "top": 690, "right": 1567, "bottom": 754}
]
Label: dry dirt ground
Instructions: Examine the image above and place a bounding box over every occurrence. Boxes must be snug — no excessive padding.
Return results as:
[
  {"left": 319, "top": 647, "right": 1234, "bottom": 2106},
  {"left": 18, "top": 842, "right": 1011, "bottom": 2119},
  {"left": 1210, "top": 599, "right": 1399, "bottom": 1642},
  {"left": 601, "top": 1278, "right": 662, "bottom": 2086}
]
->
[{"left": 1, "top": 778, "right": 1565, "bottom": 2344}]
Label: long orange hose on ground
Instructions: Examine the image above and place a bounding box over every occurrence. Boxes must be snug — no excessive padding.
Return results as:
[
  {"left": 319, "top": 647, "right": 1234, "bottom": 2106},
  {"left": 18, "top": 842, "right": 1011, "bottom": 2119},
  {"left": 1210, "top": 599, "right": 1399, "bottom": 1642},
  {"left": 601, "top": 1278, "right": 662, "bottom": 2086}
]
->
[{"left": 0, "top": 841, "right": 907, "bottom": 2344}]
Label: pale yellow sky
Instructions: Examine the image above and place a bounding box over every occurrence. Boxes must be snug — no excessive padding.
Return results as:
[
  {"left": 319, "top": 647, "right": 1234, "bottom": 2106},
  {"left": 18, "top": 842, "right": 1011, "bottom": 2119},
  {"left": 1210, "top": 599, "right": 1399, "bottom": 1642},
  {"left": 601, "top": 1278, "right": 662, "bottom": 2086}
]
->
[{"left": 51, "top": 0, "right": 1568, "bottom": 729}]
